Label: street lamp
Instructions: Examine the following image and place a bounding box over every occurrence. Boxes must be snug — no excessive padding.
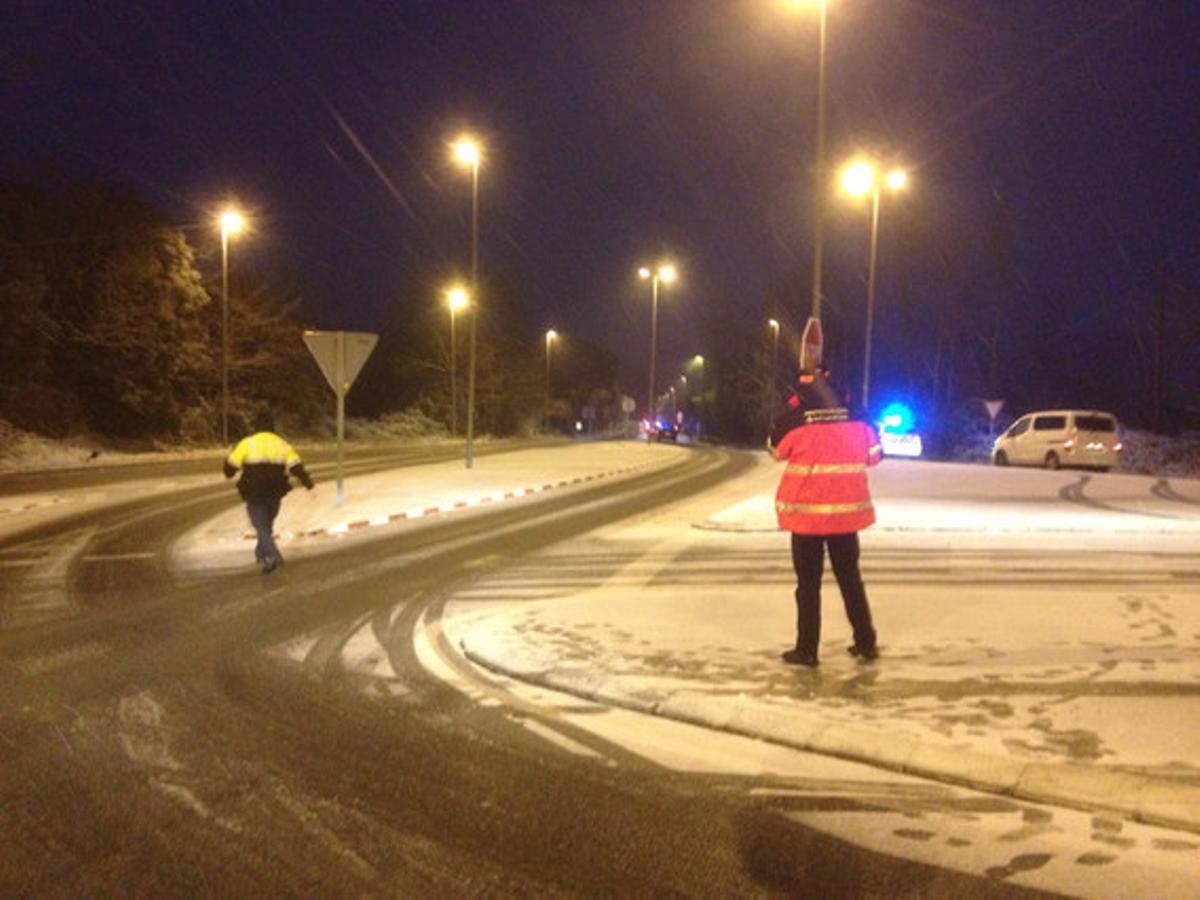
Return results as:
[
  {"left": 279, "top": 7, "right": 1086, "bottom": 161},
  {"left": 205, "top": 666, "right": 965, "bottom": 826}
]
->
[
  {"left": 691, "top": 354, "right": 705, "bottom": 439},
  {"left": 842, "top": 159, "right": 907, "bottom": 413},
  {"left": 767, "top": 318, "right": 781, "bottom": 432},
  {"left": 638, "top": 263, "right": 677, "bottom": 432},
  {"left": 218, "top": 208, "right": 245, "bottom": 445},
  {"left": 783, "top": 0, "right": 830, "bottom": 322},
  {"left": 544, "top": 328, "right": 557, "bottom": 431},
  {"left": 446, "top": 286, "right": 469, "bottom": 436},
  {"left": 453, "top": 136, "right": 482, "bottom": 468}
]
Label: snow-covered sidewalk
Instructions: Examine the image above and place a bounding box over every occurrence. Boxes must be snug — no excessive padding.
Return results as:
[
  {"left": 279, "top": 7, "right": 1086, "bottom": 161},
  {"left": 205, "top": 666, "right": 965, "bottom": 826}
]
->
[{"left": 448, "top": 456, "right": 1200, "bottom": 834}]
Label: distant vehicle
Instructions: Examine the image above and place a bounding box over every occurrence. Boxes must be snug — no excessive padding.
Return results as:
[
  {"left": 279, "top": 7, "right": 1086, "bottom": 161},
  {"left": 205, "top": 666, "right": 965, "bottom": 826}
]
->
[
  {"left": 876, "top": 402, "right": 923, "bottom": 458},
  {"left": 879, "top": 431, "right": 923, "bottom": 458},
  {"left": 992, "top": 410, "right": 1121, "bottom": 472},
  {"left": 650, "top": 419, "right": 678, "bottom": 442}
]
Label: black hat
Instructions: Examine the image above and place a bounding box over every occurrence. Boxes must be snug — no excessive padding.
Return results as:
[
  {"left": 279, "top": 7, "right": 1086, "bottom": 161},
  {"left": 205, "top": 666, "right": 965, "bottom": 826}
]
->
[
  {"left": 795, "top": 370, "right": 843, "bottom": 412},
  {"left": 252, "top": 410, "right": 276, "bottom": 433}
]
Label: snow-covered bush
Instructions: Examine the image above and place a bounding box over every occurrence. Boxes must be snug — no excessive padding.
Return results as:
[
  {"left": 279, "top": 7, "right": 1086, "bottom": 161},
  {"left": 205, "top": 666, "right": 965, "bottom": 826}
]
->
[
  {"left": 0, "top": 418, "right": 106, "bottom": 471},
  {"left": 1119, "top": 430, "right": 1200, "bottom": 477},
  {"left": 343, "top": 408, "right": 449, "bottom": 442}
]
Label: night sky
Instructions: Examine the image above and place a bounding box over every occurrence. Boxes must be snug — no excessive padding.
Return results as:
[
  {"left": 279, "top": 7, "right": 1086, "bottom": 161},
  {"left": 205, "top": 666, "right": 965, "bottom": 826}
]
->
[{"left": 3, "top": 0, "right": 1197, "bottom": 407}]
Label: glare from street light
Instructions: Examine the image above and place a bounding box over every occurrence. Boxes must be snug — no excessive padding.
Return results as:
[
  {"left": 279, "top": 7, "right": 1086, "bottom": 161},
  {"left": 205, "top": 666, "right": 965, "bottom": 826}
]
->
[
  {"left": 886, "top": 169, "right": 908, "bottom": 191},
  {"left": 693, "top": 354, "right": 704, "bottom": 365},
  {"left": 546, "top": 328, "right": 557, "bottom": 341},
  {"left": 453, "top": 138, "right": 481, "bottom": 168},
  {"left": 219, "top": 209, "right": 245, "bottom": 237},
  {"left": 639, "top": 263, "right": 677, "bottom": 283},
  {"left": 768, "top": 318, "right": 780, "bottom": 331},
  {"left": 447, "top": 286, "right": 469, "bottom": 312},
  {"left": 841, "top": 161, "right": 875, "bottom": 197}
]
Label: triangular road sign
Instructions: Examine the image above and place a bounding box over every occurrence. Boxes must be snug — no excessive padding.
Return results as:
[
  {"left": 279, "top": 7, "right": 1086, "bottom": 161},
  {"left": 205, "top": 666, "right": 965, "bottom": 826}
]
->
[{"left": 303, "top": 331, "right": 378, "bottom": 394}]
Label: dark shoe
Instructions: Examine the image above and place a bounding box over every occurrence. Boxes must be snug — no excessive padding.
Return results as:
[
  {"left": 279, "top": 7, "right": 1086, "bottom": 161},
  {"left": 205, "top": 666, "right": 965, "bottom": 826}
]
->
[
  {"left": 261, "top": 556, "right": 279, "bottom": 574},
  {"left": 781, "top": 649, "right": 819, "bottom": 667},
  {"left": 848, "top": 644, "right": 879, "bottom": 662}
]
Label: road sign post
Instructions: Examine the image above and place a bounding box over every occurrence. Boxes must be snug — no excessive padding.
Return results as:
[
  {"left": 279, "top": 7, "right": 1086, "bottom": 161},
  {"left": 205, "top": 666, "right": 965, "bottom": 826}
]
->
[
  {"left": 984, "top": 399, "right": 1005, "bottom": 439},
  {"left": 303, "top": 330, "right": 378, "bottom": 507},
  {"left": 799, "top": 316, "right": 824, "bottom": 372}
]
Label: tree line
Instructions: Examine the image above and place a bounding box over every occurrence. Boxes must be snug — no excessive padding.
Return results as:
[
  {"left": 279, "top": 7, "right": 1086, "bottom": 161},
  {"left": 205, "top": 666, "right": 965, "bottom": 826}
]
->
[
  {"left": 0, "top": 179, "right": 622, "bottom": 446},
  {"left": 3, "top": 177, "right": 1194, "bottom": 454}
]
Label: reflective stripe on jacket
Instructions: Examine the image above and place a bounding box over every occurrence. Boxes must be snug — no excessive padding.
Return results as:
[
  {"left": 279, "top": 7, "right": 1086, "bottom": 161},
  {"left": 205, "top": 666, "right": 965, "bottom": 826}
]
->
[
  {"left": 772, "top": 420, "right": 882, "bottom": 534},
  {"left": 223, "top": 431, "right": 313, "bottom": 502}
]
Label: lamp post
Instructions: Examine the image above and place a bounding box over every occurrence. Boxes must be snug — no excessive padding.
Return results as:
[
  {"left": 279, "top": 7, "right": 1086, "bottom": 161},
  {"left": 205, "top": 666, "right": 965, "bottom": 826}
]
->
[
  {"left": 812, "top": 0, "right": 830, "bottom": 322},
  {"left": 638, "top": 263, "right": 677, "bottom": 432},
  {"left": 842, "top": 161, "right": 907, "bottom": 413},
  {"left": 218, "top": 209, "right": 244, "bottom": 445},
  {"left": 446, "top": 286, "right": 469, "bottom": 436},
  {"left": 691, "top": 354, "right": 705, "bottom": 439},
  {"left": 544, "top": 328, "right": 557, "bottom": 431},
  {"left": 767, "top": 318, "right": 780, "bottom": 432},
  {"left": 453, "top": 137, "right": 481, "bottom": 468},
  {"left": 784, "top": 0, "right": 830, "bottom": 321}
]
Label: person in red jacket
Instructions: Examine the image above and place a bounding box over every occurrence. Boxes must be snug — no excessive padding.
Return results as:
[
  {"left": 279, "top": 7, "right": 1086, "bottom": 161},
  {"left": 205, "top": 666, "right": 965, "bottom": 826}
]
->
[{"left": 768, "top": 370, "right": 882, "bottom": 667}]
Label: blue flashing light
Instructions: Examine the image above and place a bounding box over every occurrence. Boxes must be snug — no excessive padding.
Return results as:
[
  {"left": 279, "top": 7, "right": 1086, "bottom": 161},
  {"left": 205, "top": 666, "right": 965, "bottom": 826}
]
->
[{"left": 878, "top": 401, "right": 915, "bottom": 435}]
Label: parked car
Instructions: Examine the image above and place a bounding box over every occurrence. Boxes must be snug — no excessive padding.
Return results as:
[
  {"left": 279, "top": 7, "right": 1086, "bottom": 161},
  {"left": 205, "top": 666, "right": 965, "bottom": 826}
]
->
[{"left": 992, "top": 409, "right": 1122, "bottom": 471}]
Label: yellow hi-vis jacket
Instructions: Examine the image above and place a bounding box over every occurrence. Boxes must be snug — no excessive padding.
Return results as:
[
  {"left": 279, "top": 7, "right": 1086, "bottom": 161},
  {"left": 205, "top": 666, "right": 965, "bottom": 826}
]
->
[
  {"left": 223, "top": 431, "right": 314, "bottom": 503},
  {"left": 772, "top": 416, "right": 882, "bottom": 534}
]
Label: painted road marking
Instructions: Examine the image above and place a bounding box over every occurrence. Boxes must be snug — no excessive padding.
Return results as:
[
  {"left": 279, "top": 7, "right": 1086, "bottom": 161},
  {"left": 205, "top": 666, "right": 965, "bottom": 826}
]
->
[{"left": 81, "top": 552, "right": 156, "bottom": 562}]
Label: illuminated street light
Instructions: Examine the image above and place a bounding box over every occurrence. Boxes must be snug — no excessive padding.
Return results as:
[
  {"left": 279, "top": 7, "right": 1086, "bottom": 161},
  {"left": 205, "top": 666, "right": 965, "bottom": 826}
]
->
[
  {"left": 452, "top": 136, "right": 482, "bottom": 467},
  {"left": 841, "top": 161, "right": 875, "bottom": 197},
  {"left": 841, "top": 159, "right": 908, "bottom": 412},
  {"left": 218, "top": 208, "right": 246, "bottom": 445},
  {"left": 638, "top": 262, "right": 679, "bottom": 427},
  {"left": 544, "top": 328, "right": 558, "bottom": 431},
  {"left": 453, "top": 139, "right": 480, "bottom": 168},
  {"left": 446, "top": 286, "right": 469, "bottom": 436}
]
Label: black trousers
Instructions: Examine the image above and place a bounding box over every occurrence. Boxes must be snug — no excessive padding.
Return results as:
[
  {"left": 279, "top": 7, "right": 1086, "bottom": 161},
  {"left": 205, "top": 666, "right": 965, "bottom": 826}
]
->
[{"left": 790, "top": 532, "right": 876, "bottom": 658}]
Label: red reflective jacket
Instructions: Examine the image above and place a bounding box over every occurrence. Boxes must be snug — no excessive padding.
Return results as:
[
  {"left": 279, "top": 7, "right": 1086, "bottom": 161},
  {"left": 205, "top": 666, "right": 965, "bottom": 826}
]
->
[{"left": 772, "top": 418, "right": 882, "bottom": 534}]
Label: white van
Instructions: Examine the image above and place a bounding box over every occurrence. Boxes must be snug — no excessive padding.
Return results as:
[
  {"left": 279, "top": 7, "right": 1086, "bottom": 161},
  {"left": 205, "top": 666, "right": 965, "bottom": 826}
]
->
[{"left": 992, "top": 410, "right": 1122, "bottom": 471}]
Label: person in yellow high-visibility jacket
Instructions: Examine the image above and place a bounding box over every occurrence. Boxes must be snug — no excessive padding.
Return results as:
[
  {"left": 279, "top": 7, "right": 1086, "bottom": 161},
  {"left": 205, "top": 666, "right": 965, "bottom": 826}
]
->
[
  {"left": 223, "top": 411, "right": 315, "bottom": 573},
  {"left": 768, "top": 371, "right": 882, "bottom": 667}
]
